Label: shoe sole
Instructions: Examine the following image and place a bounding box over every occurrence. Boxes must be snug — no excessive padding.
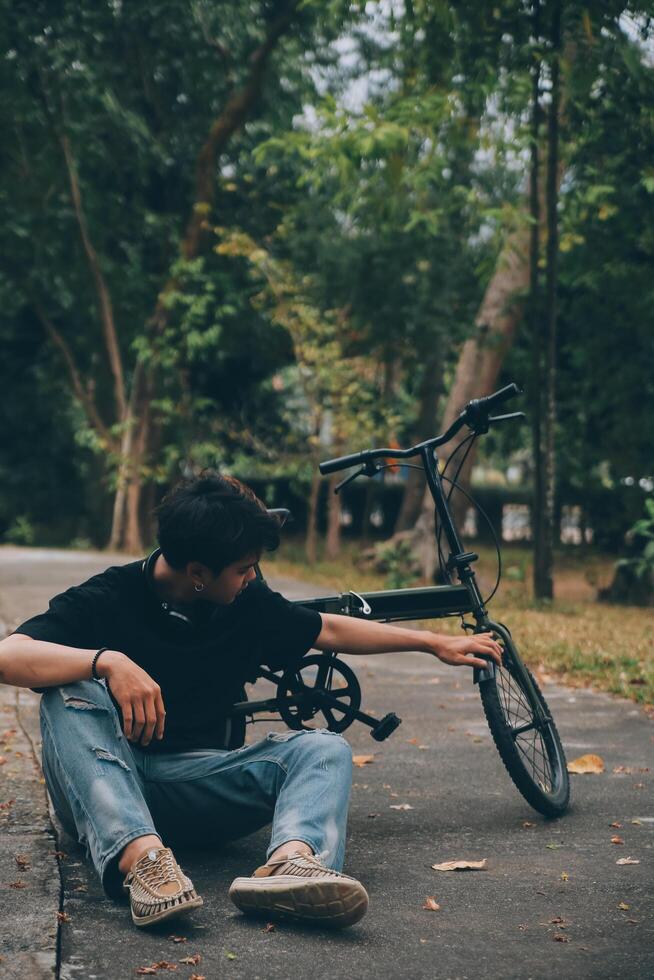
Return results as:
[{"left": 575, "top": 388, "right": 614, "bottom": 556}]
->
[
  {"left": 131, "top": 894, "right": 204, "bottom": 928},
  {"left": 228, "top": 875, "right": 368, "bottom": 928}
]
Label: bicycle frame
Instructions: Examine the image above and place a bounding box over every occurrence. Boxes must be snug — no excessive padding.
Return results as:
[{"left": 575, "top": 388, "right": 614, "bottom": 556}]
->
[{"left": 233, "top": 385, "right": 551, "bottom": 737}]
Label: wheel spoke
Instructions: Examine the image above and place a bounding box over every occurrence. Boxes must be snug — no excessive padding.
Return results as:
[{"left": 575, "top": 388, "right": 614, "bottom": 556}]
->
[
  {"left": 322, "top": 706, "right": 337, "bottom": 729},
  {"left": 494, "top": 663, "right": 556, "bottom": 793}
]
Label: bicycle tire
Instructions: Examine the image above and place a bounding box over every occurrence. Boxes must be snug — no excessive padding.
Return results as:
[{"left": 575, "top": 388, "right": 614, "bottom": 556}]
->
[{"left": 479, "top": 657, "right": 570, "bottom": 817}]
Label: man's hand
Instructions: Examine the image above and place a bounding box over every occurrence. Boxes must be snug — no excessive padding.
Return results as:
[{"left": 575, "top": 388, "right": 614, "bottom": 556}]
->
[
  {"left": 430, "top": 631, "right": 503, "bottom": 670},
  {"left": 99, "top": 651, "right": 166, "bottom": 746}
]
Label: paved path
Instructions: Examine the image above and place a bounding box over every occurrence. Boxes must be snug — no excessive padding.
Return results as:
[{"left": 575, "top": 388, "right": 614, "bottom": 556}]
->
[{"left": 0, "top": 546, "right": 652, "bottom": 979}]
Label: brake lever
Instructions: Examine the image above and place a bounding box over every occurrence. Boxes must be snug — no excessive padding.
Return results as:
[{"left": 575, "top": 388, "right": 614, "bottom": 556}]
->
[
  {"left": 334, "top": 467, "right": 365, "bottom": 494},
  {"left": 334, "top": 460, "right": 380, "bottom": 494},
  {"left": 488, "top": 412, "right": 526, "bottom": 424}
]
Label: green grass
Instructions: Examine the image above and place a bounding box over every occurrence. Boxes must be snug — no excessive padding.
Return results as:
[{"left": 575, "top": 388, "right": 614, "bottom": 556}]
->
[{"left": 263, "top": 539, "right": 653, "bottom": 708}]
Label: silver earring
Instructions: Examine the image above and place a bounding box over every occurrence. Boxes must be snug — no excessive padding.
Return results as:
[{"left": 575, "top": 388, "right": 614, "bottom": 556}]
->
[{"left": 194, "top": 583, "right": 205, "bottom": 593}]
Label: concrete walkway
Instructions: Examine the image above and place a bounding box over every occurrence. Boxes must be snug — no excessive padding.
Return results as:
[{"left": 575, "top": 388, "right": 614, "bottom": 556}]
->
[{"left": 0, "top": 546, "right": 652, "bottom": 979}]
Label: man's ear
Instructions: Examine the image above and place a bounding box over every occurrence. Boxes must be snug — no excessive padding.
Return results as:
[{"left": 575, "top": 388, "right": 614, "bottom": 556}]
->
[{"left": 185, "top": 560, "right": 213, "bottom": 582}]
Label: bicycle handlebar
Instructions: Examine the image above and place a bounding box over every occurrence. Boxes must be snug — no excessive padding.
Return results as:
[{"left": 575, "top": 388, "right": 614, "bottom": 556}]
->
[
  {"left": 319, "top": 383, "right": 522, "bottom": 475},
  {"left": 319, "top": 450, "right": 369, "bottom": 476}
]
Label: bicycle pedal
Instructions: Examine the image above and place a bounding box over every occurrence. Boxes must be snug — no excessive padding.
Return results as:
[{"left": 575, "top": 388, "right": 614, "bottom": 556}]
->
[{"left": 370, "top": 712, "right": 402, "bottom": 741}]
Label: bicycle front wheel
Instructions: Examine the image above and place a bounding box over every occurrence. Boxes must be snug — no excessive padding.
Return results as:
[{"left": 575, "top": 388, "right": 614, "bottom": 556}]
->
[{"left": 479, "top": 651, "right": 570, "bottom": 817}]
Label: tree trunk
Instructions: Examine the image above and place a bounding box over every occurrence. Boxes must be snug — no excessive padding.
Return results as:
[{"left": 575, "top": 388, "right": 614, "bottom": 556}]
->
[
  {"left": 406, "top": 37, "right": 574, "bottom": 581},
  {"left": 360, "top": 479, "right": 375, "bottom": 542},
  {"left": 107, "top": 361, "right": 150, "bottom": 552},
  {"left": 530, "top": 0, "right": 545, "bottom": 594},
  {"left": 411, "top": 227, "right": 532, "bottom": 578},
  {"left": 394, "top": 352, "right": 443, "bottom": 532},
  {"left": 325, "top": 473, "right": 342, "bottom": 558},
  {"left": 305, "top": 468, "right": 321, "bottom": 564},
  {"left": 534, "top": 1, "right": 562, "bottom": 600}
]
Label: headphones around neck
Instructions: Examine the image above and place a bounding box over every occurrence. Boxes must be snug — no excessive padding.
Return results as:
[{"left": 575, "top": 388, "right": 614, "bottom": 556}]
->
[{"left": 142, "top": 547, "right": 207, "bottom": 630}]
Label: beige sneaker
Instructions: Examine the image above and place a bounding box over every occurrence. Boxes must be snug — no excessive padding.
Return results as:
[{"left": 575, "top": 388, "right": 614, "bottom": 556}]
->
[
  {"left": 123, "top": 846, "right": 203, "bottom": 928},
  {"left": 228, "top": 851, "right": 368, "bottom": 928}
]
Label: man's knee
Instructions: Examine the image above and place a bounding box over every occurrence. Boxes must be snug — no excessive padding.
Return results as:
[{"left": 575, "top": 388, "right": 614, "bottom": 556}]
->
[
  {"left": 41, "top": 679, "right": 117, "bottom": 724},
  {"left": 294, "top": 729, "right": 352, "bottom": 771}
]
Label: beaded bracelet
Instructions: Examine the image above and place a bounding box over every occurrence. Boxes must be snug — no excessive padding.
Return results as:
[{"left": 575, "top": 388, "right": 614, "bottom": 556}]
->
[{"left": 91, "top": 647, "right": 110, "bottom": 680}]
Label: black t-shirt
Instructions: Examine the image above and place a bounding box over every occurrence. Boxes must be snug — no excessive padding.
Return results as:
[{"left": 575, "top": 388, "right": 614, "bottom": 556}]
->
[{"left": 14, "top": 559, "right": 322, "bottom": 753}]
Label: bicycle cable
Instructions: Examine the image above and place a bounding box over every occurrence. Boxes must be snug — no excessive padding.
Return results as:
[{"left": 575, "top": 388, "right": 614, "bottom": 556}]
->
[
  {"left": 440, "top": 473, "right": 503, "bottom": 605},
  {"left": 375, "top": 452, "right": 503, "bottom": 605},
  {"left": 437, "top": 432, "right": 477, "bottom": 581}
]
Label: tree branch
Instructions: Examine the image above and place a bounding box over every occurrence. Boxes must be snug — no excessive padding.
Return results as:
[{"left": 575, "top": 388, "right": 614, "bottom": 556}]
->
[
  {"left": 59, "top": 130, "right": 128, "bottom": 422},
  {"left": 182, "top": 0, "right": 300, "bottom": 260},
  {"left": 33, "top": 305, "right": 115, "bottom": 448}
]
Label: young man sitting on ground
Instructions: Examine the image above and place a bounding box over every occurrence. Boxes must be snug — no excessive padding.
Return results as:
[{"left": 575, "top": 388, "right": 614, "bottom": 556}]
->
[{"left": 0, "top": 473, "right": 501, "bottom": 929}]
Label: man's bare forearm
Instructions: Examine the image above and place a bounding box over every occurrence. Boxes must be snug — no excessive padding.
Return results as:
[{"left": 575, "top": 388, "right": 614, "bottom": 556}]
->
[
  {"left": 316, "top": 613, "right": 438, "bottom": 656},
  {"left": 0, "top": 635, "right": 115, "bottom": 689},
  {"left": 315, "top": 613, "right": 503, "bottom": 670}
]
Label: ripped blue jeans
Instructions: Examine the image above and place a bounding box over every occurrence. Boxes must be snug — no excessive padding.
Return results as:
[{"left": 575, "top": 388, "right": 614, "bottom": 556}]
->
[{"left": 39, "top": 679, "right": 353, "bottom": 899}]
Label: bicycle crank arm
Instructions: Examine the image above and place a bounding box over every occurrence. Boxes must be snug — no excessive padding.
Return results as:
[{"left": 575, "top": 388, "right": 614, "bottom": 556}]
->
[{"left": 231, "top": 697, "right": 280, "bottom": 716}]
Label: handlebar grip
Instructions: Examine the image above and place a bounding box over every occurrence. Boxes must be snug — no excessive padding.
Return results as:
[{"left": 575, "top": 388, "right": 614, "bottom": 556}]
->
[
  {"left": 482, "top": 383, "right": 521, "bottom": 412},
  {"left": 319, "top": 451, "right": 366, "bottom": 475}
]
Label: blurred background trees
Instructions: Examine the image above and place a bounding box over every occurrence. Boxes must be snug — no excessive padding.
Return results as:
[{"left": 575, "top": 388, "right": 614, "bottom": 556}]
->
[{"left": 1, "top": 0, "right": 652, "bottom": 600}]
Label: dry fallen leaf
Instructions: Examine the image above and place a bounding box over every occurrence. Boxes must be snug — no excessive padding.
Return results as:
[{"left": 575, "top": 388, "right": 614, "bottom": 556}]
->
[
  {"left": 179, "top": 954, "right": 201, "bottom": 965},
  {"left": 390, "top": 803, "right": 414, "bottom": 811},
  {"left": 14, "top": 855, "right": 30, "bottom": 871},
  {"left": 152, "top": 963, "right": 177, "bottom": 972},
  {"left": 56, "top": 911, "right": 71, "bottom": 924},
  {"left": 567, "top": 754, "right": 604, "bottom": 774},
  {"left": 169, "top": 936, "right": 187, "bottom": 944},
  {"left": 407, "top": 738, "right": 419, "bottom": 745},
  {"left": 560, "top": 872, "right": 569, "bottom": 881},
  {"left": 422, "top": 896, "right": 441, "bottom": 911},
  {"left": 631, "top": 819, "right": 642, "bottom": 826},
  {"left": 431, "top": 859, "right": 487, "bottom": 872},
  {"left": 609, "top": 822, "right": 623, "bottom": 829},
  {"left": 611, "top": 836, "right": 624, "bottom": 845},
  {"left": 616, "top": 857, "right": 640, "bottom": 865},
  {"left": 225, "top": 952, "right": 237, "bottom": 960},
  {"left": 617, "top": 902, "right": 630, "bottom": 911},
  {"left": 367, "top": 813, "right": 379, "bottom": 819},
  {"left": 523, "top": 821, "right": 536, "bottom": 829},
  {"left": 553, "top": 933, "right": 570, "bottom": 943},
  {"left": 190, "top": 975, "right": 206, "bottom": 980},
  {"left": 613, "top": 766, "right": 634, "bottom": 774},
  {"left": 353, "top": 755, "right": 375, "bottom": 768},
  {"left": 0, "top": 757, "right": 7, "bottom": 766},
  {"left": 8, "top": 880, "right": 28, "bottom": 888},
  {"left": 263, "top": 922, "right": 275, "bottom": 933},
  {"left": 136, "top": 969, "right": 158, "bottom": 976},
  {"left": 0, "top": 800, "right": 15, "bottom": 810}
]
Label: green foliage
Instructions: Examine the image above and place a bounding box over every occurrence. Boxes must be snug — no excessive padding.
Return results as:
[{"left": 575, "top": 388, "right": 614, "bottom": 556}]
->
[
  {"left": 618, "top": 498, "right": 654, "bottom": 584},
  {"left": 3, "top": 516, "right": 36, "bottom": 547},
  {"left": 378, "top": 539, "right": 421, "bottom": 590},
  {"left": 0, "top": 0, "right": 652, "bottom": 552}
]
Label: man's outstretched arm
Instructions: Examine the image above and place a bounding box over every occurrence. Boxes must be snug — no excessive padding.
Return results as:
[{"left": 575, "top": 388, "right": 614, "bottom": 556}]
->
[{"left": 314, "top": 613, "right": 503, "bottom": 671}]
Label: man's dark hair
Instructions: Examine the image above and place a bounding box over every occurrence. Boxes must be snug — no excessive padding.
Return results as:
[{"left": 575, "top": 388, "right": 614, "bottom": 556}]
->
[{"left": 156, "top": 471, "right": 280, "bottom": 573}]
